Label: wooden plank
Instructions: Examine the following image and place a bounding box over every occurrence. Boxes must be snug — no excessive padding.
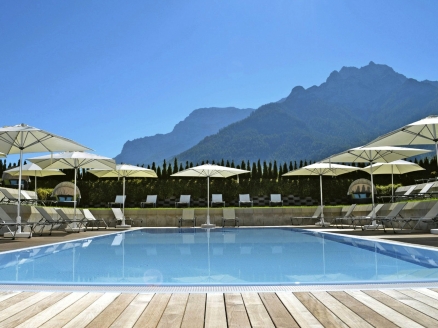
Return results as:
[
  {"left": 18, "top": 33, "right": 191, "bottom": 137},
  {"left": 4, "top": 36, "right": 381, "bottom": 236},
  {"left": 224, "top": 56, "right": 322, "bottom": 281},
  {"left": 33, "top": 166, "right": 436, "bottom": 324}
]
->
[
  {"left": 110, "top": 293, "right": 153, "bottom": 328},
  {"left": 86, "top": 293, "right": 137, "bottom": 328},
  {"left": 224, "top": 293, "right": 251, "bottom": 328},
  {"left": 0, "top": 292, "right": 35, "bottom": 311},
  {"left": 0, "top": 291, "right": 53, "bottom": 323},
  {"left": 294, "top": 292, "right": 348, "bottom": 328},
  {"left": 346, "top": 290, "right": 423, "bottom": 328},
  {"left": 16, "top": 292, "right": 87, "bottom": 328},
  {"left": 40, "top": 293, "right": 104, "bottom": 328},
  {"left": 382, "top": 289, "right": 438, "bottom": 318},
  {"left": 133, "top": 293, "right": 171, "bottom": 328},
  {"left": 398, "top": 289, "right": 438, "bottom": 309},
  {"left": 276, "top": 292, "right": 323, "bottom": 328},
  {"left": 413, "top": 288, "right": 438, "bottom": 302},
  {"left": 369, "top": 290, "right": 438, "bottom": 327},
  {"left": 0, "top": 292, "right": 20, "bottom": 304},
  {"left": 157, "top": 293, "right": 189, "bottom": 328},
  {"left": 241, "top": 292, "right": 275, "bottom": 328},
  {"left": 311, "top": 291, "right": 372, "bottom": 328},
  {"left": 0, "top": 292, "right": 69, "bottom": 328},
  {"left": 205, "top": 293, "right": 227, "bottom": 328},
  {"left": 259, "top": 292, "right": 299, "bottom": 328},
  {"left": 61, "top": 292, "right": 120, "bottom": 328},
  {"left": 181, "top": 293, "right": 205, "bottom": 328},
  {"left": 328, "top": 291, "right": 398, "bottom": 328}
]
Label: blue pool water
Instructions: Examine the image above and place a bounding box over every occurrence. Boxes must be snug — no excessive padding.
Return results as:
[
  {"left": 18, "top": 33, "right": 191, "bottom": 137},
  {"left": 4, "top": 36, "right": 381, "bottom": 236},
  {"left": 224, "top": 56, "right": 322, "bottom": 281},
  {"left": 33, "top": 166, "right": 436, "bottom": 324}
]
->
[{"left": 1, "top": 228, "right": 438, "bottom": 286}]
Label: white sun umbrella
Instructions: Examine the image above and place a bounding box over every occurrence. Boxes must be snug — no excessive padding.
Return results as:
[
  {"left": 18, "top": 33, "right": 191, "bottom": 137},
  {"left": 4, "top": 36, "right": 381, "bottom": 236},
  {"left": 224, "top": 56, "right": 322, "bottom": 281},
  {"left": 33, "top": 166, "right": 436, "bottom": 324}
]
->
[
  {"left": 171, "top": 164, "right": 250, "bottom": 228},
  {"left": 88, "top": 164, "right": 158, "bottom": 227},
  {"left": 322, "top": 146, "right": 430, "bottom": 228},
  {"left": 362, "top": 160, "right": 425, "bottom": 201},
  {"left": 283, "top": 163, "right": 359, "bottom": 227},
  {"left": 0, "top": 124, "right": 91, "bottom": 236},
  {"left": 28, "top": 152, "right": 116, "bottom": 221},
  {"left": 5, "top": 162, "right": 65, "bottom": 194},
  {"left": 366, "top": 115, "right": 438, "bottom": 168}
]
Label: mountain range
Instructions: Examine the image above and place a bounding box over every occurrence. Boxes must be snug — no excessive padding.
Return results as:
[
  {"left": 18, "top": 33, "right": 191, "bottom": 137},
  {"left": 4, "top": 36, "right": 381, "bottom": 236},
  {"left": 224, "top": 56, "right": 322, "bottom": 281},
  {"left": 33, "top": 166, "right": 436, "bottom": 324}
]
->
[{"left": 115, "top": 62, "right": 438, "bottom": 165}]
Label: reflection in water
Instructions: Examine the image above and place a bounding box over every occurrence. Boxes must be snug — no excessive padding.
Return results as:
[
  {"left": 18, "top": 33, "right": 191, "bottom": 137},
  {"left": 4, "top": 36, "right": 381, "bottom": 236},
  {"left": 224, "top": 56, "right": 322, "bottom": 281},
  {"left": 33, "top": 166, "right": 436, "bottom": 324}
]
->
[{"left": 0, "top": 228, "right": 438, "bottom": 285}]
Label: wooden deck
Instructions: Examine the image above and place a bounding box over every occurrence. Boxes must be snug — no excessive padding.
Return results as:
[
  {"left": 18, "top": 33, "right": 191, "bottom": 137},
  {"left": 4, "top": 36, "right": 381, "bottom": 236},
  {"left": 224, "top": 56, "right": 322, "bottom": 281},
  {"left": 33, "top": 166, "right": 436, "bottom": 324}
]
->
[{"left": 0, "top": 288, "right": 437, "bottom": 327}]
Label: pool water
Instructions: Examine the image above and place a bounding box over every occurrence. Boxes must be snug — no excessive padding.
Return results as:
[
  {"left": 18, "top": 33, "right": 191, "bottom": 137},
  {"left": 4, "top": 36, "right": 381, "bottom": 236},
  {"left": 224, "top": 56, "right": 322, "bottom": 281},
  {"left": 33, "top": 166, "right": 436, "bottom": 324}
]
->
[{"left": 1, "top": 228, "right": 438, "bottom": 286}]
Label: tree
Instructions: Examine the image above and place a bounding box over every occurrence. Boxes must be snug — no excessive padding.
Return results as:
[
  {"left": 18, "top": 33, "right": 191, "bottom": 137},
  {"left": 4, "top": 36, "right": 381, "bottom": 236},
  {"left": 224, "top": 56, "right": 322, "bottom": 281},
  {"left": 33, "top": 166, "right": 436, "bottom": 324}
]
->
[{"left": 173, "top": 158, "right": 178, "bottom": 174}]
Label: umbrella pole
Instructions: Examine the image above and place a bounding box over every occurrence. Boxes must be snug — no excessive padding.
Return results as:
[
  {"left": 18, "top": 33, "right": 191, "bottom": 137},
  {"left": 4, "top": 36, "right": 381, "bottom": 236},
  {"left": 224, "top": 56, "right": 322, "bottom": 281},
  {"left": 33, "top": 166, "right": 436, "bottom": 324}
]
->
[
  {"left": 206, "top": 176, "right": 210, "bottom": 225},
  {"left": 320, "top": 174, "right": 324, "bottom": 223},
  {"left": 73, "top": 167, "right": 77, "bottom": 221},
  {"left": 122, "top": 177, "right": 126, "bottom": 226},
  {"left": 16, "top": 148, "right": 23, "bottom": 233},
  {"left": 370, "top": 162, "right": 377, "bottom": 225},
  {"left": 391, "top": 166, "right": 394, "bottom": 202}
]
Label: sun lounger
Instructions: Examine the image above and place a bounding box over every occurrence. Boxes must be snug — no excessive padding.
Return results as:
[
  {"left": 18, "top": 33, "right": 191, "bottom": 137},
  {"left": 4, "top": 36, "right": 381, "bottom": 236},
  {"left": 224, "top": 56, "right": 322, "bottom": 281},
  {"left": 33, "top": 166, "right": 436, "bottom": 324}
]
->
[
  {"left": 333, "top": 204, "right": 356, "bottom": 228},
  {"left": 81, "top": 209, "right": 108, "bottom": 230},
  {"left": 0, "top": 188, "right": 19, "bottom": 204},
  {"left": 175, "top": 195, "right": 191, "bottom": 208},
  {"left": 54, "top": 208, "right": 87, "bottom": 232},
  {"left": 350, "top": 204, "right": 384, "bottom": 230},
  {"left": 222, "top": 208, "right": 239, "bottom": 227},
  {"left": 291, "top": 206, "right": 322, "bottom": 225},
  {"left": 111, "top": 207, "right": 135, "bottom": 226},
  {"left": 140, "top": 195, "right": 157, "bottom": 208},
  {"left": 411, "top": 182, "right": 436, "bottom": 199},
  {"left": 377, "top": 202, "right": 408, "bottom": 233},
  {"left": 269, "top": 194, "right": 283, "bottom": 207},
  {"left": 211, "top": 194, "right": 225, "bottom": 207},
  {"left": 35, "top": 207, "right": 64, "bottom": 235},
  {"left": 0, "top": 206, "right": 42, "bottom": 239},
  {"left": 178, "top": 208, "right": 196, "bottom": 227},
  {"left": 108, "top": 195, "right": 126, "bottom": 208},
  {"left": 239, "top": 194, "right": 253, "bottom": 207},
  {"left": 396, "top": 202, "right": 438, "bottom": 233}
]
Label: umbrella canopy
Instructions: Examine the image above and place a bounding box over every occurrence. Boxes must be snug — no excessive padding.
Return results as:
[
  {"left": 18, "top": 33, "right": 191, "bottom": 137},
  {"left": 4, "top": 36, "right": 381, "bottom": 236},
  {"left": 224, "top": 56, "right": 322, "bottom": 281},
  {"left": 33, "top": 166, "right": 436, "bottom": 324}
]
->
[
  {"left": 28, "top": 152, "right": 116, "bottom": 218},
  {"left": 0, "top": 124, "right": 91, "bottom": 232},
  {"left": 5, "top": 162, "right": 65, "bottom": 194},
  {"left": 171, "top": 164, "right": 250, "bottom": 228},
  {"left": 89, "top": 164, "right": 158, "bottom": 225},
  {"left": 365, "top": 115, "right": 438, "bottom": 167},
  {"left": 283, "top": 163, "right": 358, "bottom": 225},
  {"left": 362, "top": 160, "right": 425, "bottom": 200},
  {"left": 322, "top": 146, "right": 430, "bottom": 223},
  {"left": 0, "top": 153, "right": 5, "bottom": 157}
]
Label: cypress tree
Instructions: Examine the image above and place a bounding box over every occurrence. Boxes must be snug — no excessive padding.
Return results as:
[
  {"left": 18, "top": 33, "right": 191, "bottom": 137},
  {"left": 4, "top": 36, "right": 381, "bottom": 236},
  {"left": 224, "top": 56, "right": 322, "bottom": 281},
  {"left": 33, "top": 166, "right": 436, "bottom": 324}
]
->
[
  {"left": 185, "top": 161, "right": 189, "bottom": 169},
  {"left": 173, "top": 158, "right": 178, "bottom": 173},
  {"left": 179, "top": 163, "right": 184, "bottom": 171},
  {"left": 257, "top": 160, "right": 262, "bottom": 179},
  {"left": 263, "top": 161, "right": 268, "bottom": 179},
  {"left": 167, "top": 164, "right": 172, "bottom": 177},
  {"left": 162, "top": 160, "right": 167, "bottom": 178},
  {"left": 283, "top": 163, "right": 288, "bottom": 174},
  {"left": 156, "top": 167, "right": 162, "bottom": 178},
  {"left": 252, "top": 162, "right": 257, "bottom": 178},
  {"left": 294, "top": 161, "right": 298, "bottom": 170},
  {"left": 226, "top": 160, "right": 230, "bottom": 167},
  {"left": 273, "top": 161, "right": 278, "bottom": 179},
  {"left": 221, "top": 159, "right": 225, "bottom": 166},
  {"left": 231, "top": 160, "right": 235, "bottom": 168},
  {"left": 241, "top": 160, "right": 246, "bottom": 170}
]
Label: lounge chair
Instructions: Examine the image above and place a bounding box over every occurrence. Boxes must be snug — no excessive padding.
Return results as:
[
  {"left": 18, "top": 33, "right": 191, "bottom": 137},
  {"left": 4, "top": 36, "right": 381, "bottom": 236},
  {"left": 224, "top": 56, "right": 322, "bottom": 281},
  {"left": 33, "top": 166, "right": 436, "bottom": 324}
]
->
[
  {"left": 333, "top": 204, "right": 357, "bottom": 228},
  {"left": 377, "top": 202, "right": 408, "bottom": 233},
  {"left": 111, "top": 208, "right": 135, "bottom": 226},
  {"left": 239, "top": 194, "right": 253, "bottom": 207},
  {"left": 178, "top": 208, "right": 196, "bottom": 227},
  {"left": 35, "top": 207, "right": 64, "bottom": 235},
  {"left": 394, "top": 185, "right": 416, "bottom": 201},
  {"left": 140, "top": 195, "right": 157, "bottom": 208},
  {"left": 396, "top": 202, "right": 438, "bottom": 233},
  {"left": 81, "top": 208, "right": 108, "bottom": 230},
  {"left": 0, "top": 206, "right": 40, "bottom": 239},
  {"left": 20, "top": 190, "right": 48, "bottom": 206},
  {"left": 175, "top": 195, "right": 191, "bottom": 208},
  {"left": 211, "top": 194, "right": 225, "bottom": 207},
  {"left": 269, "top": 194, "right": 283, "bottom": 207},
  {"left": 108, "top": 195, "right": 126, "bottom": 208},
  {"left": 222, "top": 208, "right": 239, "bottom": 227},
  {"left": 0, "top": 188, "right": 19, "bottom": 204},
  {"left": 54, "top": 208, "right": 87, "bottom": 232},
  {"left": 412, "top": 182, "right": 435, "bottom": 199},
  {"left": 351, "top": 204, "right": 384, "bottom": 230},
  {"left": 291, "top": 206, "right": 322, "bottom": 225}
]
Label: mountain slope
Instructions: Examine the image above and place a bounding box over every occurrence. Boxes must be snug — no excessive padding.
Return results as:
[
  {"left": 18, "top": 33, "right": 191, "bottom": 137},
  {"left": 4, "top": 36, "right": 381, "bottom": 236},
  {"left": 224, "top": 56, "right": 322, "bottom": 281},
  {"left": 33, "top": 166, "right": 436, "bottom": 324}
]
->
[
  {"left": 175, "top": 62, "right": 438, "bottom": 164},
  {"left": 114, "top": 107, "right": 253, "bottom": 165}
]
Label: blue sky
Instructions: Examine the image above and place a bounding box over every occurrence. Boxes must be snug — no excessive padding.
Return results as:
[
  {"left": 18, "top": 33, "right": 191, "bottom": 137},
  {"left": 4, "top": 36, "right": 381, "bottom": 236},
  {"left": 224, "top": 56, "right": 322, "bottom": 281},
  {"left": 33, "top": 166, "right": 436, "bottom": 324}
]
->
[{"left": 1, "top": 0, "right": 438, "bottom": 163}]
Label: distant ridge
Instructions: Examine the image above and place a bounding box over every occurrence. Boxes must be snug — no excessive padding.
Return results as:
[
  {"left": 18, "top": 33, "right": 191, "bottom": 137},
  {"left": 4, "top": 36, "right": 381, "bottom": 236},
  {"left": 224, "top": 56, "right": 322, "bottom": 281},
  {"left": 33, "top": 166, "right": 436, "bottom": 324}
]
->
[
  {"left": 175, "top": 62, "right": 438, "bottom": 164},
  {"left": 114, "top": 107, "right": 254, "bottom": 165}
]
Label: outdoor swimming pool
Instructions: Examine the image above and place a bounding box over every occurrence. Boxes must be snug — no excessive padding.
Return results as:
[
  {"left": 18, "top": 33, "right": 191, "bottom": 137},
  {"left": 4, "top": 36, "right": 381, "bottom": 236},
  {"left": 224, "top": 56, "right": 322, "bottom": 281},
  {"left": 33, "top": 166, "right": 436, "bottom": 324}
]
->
[{"left": 1, "top": 228, "right": 438, "bottom": 286}]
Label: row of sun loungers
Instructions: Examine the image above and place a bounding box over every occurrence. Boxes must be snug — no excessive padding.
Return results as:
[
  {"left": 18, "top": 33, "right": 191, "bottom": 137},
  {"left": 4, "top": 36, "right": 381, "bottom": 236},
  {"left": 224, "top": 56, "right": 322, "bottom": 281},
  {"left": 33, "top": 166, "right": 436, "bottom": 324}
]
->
[
  {"left": 178, "top": 208, "right": 239, "bottom": 228},
  {"left": 107, "top": 194, "right": 284, "bottom": 209}
]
